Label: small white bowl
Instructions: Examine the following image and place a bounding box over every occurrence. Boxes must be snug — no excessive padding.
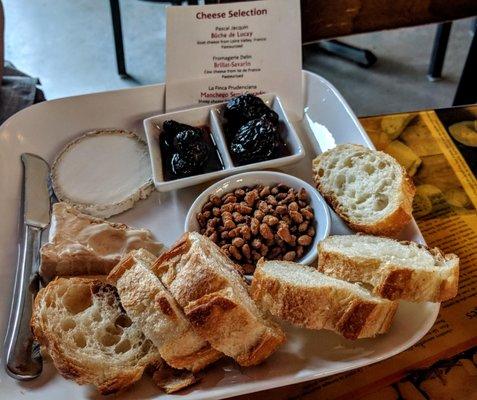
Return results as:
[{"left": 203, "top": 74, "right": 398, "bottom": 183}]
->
[{"left": 184, "top": 171, "right": 331, "bottom": 266}]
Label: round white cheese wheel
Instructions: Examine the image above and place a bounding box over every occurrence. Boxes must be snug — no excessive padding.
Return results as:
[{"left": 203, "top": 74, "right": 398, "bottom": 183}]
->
[{"left": 52, "top": 129, "right": 154, "bottom": 218}]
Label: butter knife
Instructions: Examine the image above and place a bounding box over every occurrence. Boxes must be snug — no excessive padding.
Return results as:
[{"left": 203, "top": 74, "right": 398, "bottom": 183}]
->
[{"left": 4, "top": 153, "right": 51, "bottom": 380}]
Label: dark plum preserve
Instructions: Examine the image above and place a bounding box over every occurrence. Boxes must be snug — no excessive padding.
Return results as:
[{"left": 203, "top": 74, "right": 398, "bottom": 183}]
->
[
  {"left": 223, "top": 94, "right": 289, "bottom": 165},
  {"left": 160, "top": 120, "right": 223, "bottom": 181}
]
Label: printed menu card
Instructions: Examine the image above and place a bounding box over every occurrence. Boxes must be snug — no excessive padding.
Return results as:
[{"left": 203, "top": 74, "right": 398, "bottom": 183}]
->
[{"left": 165, "top": 0, "right": 302, "bottom": 119}]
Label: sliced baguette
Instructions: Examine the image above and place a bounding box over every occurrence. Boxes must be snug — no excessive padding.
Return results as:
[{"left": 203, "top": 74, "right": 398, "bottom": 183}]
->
[
  {"left": 40, "top": 202, "right": 164, "bottom": 278},
  {"left": 251, "top": 260, "right": 398, "bottom": 339},
  {"left": 31, "top": 277, "right": 160, "bottom": 394},
  {"left": 318, "top": 235, "right": 459, "bottom": 302},
  {"left": 152, "top": 361, "right": 198, "bottom": 394},
  {"left": 312, "top": 144, "right": 415, "bottom": 236},
  {"left": 152, "top": 232, "right": 286, "bottom": 367},
  {"left": 108, "top": 249, "right": 222, "bottom": 372}
]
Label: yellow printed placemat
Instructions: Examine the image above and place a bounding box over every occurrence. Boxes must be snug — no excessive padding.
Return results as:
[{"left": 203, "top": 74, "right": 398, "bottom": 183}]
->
[{"left": 294, "top": 106, "right": 477, "bottom": 400}]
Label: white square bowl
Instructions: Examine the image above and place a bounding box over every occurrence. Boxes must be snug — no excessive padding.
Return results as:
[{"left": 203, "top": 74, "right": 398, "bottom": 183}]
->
[{"left": 143, "top": 94, "right": 305, "bottom": 192}]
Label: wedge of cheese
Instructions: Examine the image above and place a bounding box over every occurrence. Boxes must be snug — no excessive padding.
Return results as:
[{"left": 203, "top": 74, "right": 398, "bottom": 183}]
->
[{"left": 40, "top": 202, "right": 164, "bottom": 278}]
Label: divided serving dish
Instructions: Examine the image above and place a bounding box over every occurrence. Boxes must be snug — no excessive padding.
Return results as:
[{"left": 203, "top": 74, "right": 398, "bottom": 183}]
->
[
  {"left": 144, "top": 93, "right": 304, "bottom": 191},
  {"left": 0, "top": 71, "right": 439, "bottom": 400}
]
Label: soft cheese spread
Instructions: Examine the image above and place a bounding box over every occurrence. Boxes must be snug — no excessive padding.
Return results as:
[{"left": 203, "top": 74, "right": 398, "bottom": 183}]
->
[{"left": 40, "top": 203, "right": 164, "bottom": 278}]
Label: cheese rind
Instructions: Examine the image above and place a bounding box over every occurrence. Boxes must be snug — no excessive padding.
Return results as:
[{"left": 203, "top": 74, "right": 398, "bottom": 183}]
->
[
  {"left": 51, "top": 129, "right": 154, "bottom": 218},
  {"left": 40, "top": 203, "right": 164, "bottom": 278}
]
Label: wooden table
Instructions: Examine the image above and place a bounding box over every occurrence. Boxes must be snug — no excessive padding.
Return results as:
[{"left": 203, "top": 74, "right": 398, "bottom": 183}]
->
[
  {"left": 216, "top": 0, "right": 477, "bottom": 105},
  {"left": 215, "top": 0, "right": 477, "bottom": 41}
]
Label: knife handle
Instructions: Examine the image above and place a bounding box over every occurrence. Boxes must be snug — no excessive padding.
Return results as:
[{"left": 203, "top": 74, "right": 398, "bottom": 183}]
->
[{"left": 4, "top": 225, "right": 43, "bottom": 380}]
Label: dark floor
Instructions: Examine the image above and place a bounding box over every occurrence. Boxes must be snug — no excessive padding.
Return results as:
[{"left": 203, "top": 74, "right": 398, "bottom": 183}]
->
[{"left": 3, "top": 0, "right": 475, "bottom": 116}]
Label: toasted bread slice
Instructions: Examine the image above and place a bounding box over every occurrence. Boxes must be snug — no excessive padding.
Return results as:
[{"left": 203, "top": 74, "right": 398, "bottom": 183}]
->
[
  {"left": 152, "top": 361, "right": 198, "bottom": 394},
  {"left": 108, "top": 249, "right": 222, "bottom": 372},
  {"left": 40, "top": 202, "right": 164, "bottom": 278},
  {"left": 31, "top": 277, "right": 160, "bottom": 395},
  {"left": 251, "top": 260, "right": 398, "bottom": 339},
  {"left": 312, "top": 144, "right": 415, "bottom": 236},
  {"left": 152, "top": 232, "right": 286, "bottom": 367},
  {"left": 318, "top": 235, "right": 459, "bottom": 302}
]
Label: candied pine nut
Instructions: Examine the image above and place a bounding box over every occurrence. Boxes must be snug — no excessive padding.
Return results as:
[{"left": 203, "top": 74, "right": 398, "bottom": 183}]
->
[
  {"left": 251, "top": 238, "right": 262, "bottom": 249},
  {"left": 221, "top": 203, "right": 234, "bottom": 213},
  {"left": 232, "top": 237, "right": 245, "bottom": 248},
  {"left": 301, "top": 206, "right": 314, "bottom": 220},
  {"left": 229, "top": 245, "right": 242, "bottom": 260},
  {"left": 254, "top": 209, "right": 265, "bottom": 221},
  {"left": 263, "top": 215, "right": 279, "bottom": 226},
  {"left": 288, "top": 202, "right": 299, "bottom": 212},
  {"left": 236, "top": 203, "right": 253, "bottom": 214},
  {"left": 298, "top": 221, "right": 309, "bottom": 232},
  {"left": 298, "top": 188, "right": 309, "bottom": 201},
  {"left": 277, "top": 226, "right": 294, "bottom": 245},
  {"left": 202, "top": 201, "right": 213, "bottom": 211},
  {"left": 224, "top": 195, "right": 237, "bottom": 204},
  {"left": 296, "top": 245, "right": 304, "bottom": 258},
  {"left": 210, "top": 194, "right": 221, "bottom": 206},
  {"left": 266, "top": 195, "right": 278, "bottom": 206},
  {"left": 234, "top": 188, "right": 245, "bottom": 198},
  {"left": 276, "top": 205, "right": 288, "bottom": 215},
  {"left": 269, "top": 247, "right": 282, "bottom": 258},
  {"left": 277, "top": 183, "right": 290, "bottom": 192},
  {"left": 258, "top": 200, "right": 268, "bottom": 213},
  {"left": 259, "top": 186, "right": 270, "bottom": 197},
  {"left": 283, "top": 251, "right": 296, "bottom": 261},
  {"left": 250, "top": 218, "right": 260, "bottom": 235},
  {"left": 209, "top": 232, "right": 218, "bottom": 243},
  {"left": 290, "top": 210, "right": 304, "bottom": 224},
  {"left": 232, "top": 212, "right": 244, "bottom": 223},
  {"left": 242, "top": 243, "right": 251, "bottom": 259},
  {"left": 298, "top": 235, "right": 312, "bottom": 246},
  {"left": 259, "top": 244, "right": 269, "bottom": 256},
  {"left": 244, "top": 190, "right": 259, "bottom": 206},
  {"left": 259, "top": 223, "right": 274, "bottom": 240},
  {"left": 241, "top": 226, "right": 252, "bottom": 240},
  {"left": 251, "top": 251, "right": 261, "bottom": 261}
]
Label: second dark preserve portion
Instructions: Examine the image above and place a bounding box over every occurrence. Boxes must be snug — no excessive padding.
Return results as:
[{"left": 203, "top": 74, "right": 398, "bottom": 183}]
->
[
  {"left": 160, "top": 120, "right": 223, "bottom": 181},
  {"left": 224, "top": 94, "right": 289, "bottom": 165}
]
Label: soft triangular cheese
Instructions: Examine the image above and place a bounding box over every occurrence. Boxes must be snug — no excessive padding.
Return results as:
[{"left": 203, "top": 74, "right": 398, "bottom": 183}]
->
[{"left": 40, "top": 202, "right": 164, "bottom": 278}]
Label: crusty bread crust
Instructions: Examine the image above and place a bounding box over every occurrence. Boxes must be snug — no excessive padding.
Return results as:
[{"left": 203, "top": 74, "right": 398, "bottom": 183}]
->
[
  {"left": 152, "top": 233, "right": 286, "bottom": 366},
  {"left": 312, "top": 144, "right": 415, "bottom": 237},
  {"left": 318, "top": 238, "right": 459, "bottom": 302},
  {"left": 251, "top": 260, "right": 398, "bottom": 340},
  {"left": 108, "top": 249, "right": 222, "bottom": 372},
  {"left": 346, "top": 174, "right": 415, "bottom": 237},
  {"left": 31, "top": 277, "right": 159, "bottom": 394},
  {"left": 40, "top": 202, "right": 164, "bottom": 278},
  {"left": 182, "top": 286, "right": 285, "bottom": 366},
  {"left": 152, "top": 361, "right": 198, "bottom": 394}
]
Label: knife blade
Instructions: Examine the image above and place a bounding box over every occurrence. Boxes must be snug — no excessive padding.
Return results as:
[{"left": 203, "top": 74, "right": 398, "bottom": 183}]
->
[{"left": 4, "top": 153, "right": 51, "bottom": 380}]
